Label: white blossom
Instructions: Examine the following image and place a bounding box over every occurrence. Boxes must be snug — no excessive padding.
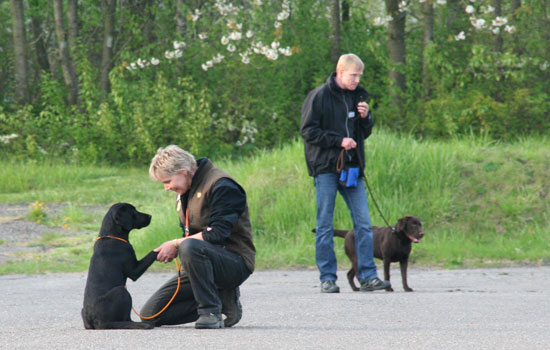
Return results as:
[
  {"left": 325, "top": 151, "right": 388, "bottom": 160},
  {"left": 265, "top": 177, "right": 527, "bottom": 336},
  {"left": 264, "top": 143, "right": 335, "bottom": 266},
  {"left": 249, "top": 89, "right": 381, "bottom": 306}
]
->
[
  {"left": 191, "top": 9, "right": 201, "bottom": 22},
  {"left": 221, "top": 36, "right": 229, "bottom": 45},
  {"left": 492, "top": 27, "right": 500, "bottom": 34},
  {"left": 227, "top": 44, "right": 236, "bottom": 52},
  {"left": 198, "top": 33, "right": 207, "bottom": 40},
  {"left": 504, "top": 25, "right": 516, "bottom": 34},
  {"left": 240, "top": 52, "right": 250, "bottom": 64},
  {"left": 277, "top": 11, "right": 290, "bottom": 21},
  {"left": 540, "top": 61, "right": 549, "bottom": 71},
  {"left": 471, "top": 17, "right": 486, "bottom": 29},
  {"left": 137, "top": 58, "right": 146, "bottom": 68},
  {"left": 213, "top": 53, "right": 224, "bottom": 63},
  {"left": 465, "top": 5, "right": 475, "bottom": 14},
  {"left": 173, "top": 41, "right": 186, "bottom": 50},
  {"left": 373, "top": 17, "right": 386, "bottom": 26},
  {"left": 492, "top": 16, "right": 508, "bottom": 27},
  {"left": 484, "top": 5, "right": 495, "bottom": 13},
  {"left": 278, "top": 47, "right": 292, "bottom": 56},
  {"left": 436, "top": 0, "right": 446, "bottom": 5},
  {"left": 228, "top": 31, "right": 242, "bottom": 41},
  {"left": 151, "top": 57, "right": 160, "bottom": 65},
  {"left": 454, "top": 31, "right": 466, "bottom": 41},
  {"left": 0, "top": 134, "right": 18, "bottom": 144},
  {"left": 165, "top": 51, "right": 175, "bottom": 59},
  {"left": 274, "top": 21, "right": 282, "bottom": 29},
  {"left": 246, "top": 30, "right": 254, "bottom": 38}
]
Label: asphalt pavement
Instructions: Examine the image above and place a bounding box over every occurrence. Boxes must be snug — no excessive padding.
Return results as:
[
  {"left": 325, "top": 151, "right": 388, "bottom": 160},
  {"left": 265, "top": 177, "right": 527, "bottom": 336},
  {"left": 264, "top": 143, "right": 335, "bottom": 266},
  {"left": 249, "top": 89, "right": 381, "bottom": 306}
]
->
[{"left": 1, "top": 266, "right": 549, "bottom": 349}]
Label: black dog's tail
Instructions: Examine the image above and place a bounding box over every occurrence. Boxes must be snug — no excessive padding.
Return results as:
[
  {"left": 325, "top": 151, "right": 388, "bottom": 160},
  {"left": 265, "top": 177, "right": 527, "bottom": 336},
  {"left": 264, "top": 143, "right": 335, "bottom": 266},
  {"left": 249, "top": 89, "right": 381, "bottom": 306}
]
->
[{"left": 311, "top": 228, "right": 348, "bottom": 238}]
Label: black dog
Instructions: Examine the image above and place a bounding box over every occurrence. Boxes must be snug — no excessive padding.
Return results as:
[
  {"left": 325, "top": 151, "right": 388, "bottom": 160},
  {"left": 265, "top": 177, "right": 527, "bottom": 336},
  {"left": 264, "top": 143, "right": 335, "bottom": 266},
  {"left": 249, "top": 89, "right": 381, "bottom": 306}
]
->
[
  {"left": 332, "top": 216, "right": 424, "bottom": 292},
  {"left": 82, "top": 203, "right": 158, "bottom": 329}
]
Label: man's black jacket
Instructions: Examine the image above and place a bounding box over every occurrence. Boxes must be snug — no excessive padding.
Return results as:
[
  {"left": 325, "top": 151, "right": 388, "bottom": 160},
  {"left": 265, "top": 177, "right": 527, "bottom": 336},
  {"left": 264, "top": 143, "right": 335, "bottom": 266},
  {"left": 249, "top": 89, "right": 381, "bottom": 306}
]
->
[{"left": 300, "top": 72, "right": 374, "bottom": 177}]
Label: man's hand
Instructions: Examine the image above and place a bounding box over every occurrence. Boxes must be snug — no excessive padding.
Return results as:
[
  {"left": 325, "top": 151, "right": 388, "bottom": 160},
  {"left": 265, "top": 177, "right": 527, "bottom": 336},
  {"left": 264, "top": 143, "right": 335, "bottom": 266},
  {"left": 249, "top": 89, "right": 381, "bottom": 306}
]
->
[
  {"left": 155, "top": 240, "right": 179, "bottom": 263},
  {"left": 341, "top": 137, "right": 357, "bottom": 151},
  {"left": 357, "top": 101, "right": 369, "bottom": 118}
]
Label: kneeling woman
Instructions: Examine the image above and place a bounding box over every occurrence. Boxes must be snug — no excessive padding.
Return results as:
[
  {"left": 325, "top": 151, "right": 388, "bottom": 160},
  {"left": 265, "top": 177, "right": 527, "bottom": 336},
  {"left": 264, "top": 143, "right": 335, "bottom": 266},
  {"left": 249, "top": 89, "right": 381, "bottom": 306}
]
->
[{"left": 141, "top": 145, "right": 255, "bottom": 329}]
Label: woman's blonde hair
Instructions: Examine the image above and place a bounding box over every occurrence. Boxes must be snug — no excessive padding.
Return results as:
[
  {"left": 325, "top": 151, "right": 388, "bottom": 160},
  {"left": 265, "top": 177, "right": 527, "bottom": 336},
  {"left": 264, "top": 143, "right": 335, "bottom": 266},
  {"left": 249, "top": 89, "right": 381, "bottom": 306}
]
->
[
  {"left": 336, "top": 53, "right": 364, "bottom": 72},
  {"left": 149, "top": 145, "right": 197, "bottom": 181}
]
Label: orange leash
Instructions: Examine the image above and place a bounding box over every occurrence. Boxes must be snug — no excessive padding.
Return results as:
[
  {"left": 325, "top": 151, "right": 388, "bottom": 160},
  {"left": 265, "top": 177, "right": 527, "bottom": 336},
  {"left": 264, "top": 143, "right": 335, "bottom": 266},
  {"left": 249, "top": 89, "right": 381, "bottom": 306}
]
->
[
  {"left": 96, "top": 235, "right": 182, "bottom": 321},
  {"left": 132, "top": 258, "right": 182, "bottom": 320}
]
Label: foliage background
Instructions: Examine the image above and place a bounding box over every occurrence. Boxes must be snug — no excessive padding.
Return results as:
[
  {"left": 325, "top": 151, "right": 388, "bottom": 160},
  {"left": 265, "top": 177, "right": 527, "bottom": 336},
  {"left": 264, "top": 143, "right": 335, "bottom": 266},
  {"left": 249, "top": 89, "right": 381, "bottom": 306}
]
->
[{"left": 1, "top": 0, "right": 549, "bottom": 165}]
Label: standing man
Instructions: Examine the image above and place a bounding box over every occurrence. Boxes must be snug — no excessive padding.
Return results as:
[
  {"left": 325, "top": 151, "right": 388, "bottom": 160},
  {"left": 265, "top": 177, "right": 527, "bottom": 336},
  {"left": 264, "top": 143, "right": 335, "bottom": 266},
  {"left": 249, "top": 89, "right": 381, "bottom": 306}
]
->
[
  {"left": 300, "top": 53, "right": 390, "bottom": 293},
  {"left": 141, "top": 145, "right": 255, "bottom": 328}
]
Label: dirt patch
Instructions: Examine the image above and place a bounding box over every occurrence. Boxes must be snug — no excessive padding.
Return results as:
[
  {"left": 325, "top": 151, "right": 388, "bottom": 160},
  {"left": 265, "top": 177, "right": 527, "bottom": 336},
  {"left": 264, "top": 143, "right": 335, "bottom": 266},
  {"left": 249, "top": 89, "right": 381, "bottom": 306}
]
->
[{"left": 0, "top": 203, "right": 101, "bottom": 265}]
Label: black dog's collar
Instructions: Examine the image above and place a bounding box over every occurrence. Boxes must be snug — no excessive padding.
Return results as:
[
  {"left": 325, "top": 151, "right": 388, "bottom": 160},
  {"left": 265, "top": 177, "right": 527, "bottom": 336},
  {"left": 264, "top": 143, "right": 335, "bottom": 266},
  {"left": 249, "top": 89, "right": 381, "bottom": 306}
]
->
[{"left": 96, "top": 236, "right": 128, "bottom": 243}]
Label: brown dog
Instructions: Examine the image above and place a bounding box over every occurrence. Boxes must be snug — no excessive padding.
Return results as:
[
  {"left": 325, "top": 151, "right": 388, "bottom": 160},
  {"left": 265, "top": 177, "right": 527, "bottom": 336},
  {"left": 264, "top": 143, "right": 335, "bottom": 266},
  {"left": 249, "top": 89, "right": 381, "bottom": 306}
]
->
[{"left": 333, "top": 216, "right": 424, "bottom": 292}]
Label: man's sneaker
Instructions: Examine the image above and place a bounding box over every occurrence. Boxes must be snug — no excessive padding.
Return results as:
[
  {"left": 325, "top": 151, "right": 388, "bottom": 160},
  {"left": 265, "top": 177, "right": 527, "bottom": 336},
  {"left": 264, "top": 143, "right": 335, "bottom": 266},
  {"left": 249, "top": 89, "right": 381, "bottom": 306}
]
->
[
  {"left": 360, "top": 277, "right": 391, "bottom": 292},
  {"left": 195, "top": 313, "right": 223, "bottom": 329},
  {"left": 321, "top": 280, "right": 340, "bottom": 293},
  {"left": 221, "top": 287, "right": 242, "bottom": 328}
]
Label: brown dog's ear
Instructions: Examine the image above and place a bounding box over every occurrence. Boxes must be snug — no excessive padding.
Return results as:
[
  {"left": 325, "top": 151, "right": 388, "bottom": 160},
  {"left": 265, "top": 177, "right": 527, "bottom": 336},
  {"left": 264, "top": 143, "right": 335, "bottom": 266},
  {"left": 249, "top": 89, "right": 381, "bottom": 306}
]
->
[{"left": 395, "top": 217, "right": 408, "bottom": 232}]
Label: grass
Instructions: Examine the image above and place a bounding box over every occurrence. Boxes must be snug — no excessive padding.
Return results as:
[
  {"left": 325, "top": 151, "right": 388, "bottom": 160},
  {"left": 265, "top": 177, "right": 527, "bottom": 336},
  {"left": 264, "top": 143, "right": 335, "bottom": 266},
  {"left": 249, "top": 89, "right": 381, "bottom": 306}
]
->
[{"left": 0, "top": 130, "right": 549, "bottom": 274}]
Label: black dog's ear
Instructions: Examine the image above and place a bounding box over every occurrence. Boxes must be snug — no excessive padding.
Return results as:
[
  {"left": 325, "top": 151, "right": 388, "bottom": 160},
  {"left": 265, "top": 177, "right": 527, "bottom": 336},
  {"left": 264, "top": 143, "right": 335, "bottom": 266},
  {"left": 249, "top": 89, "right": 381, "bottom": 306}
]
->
[{"left": 113, "top": 204, "right": 135, "bottom": 232}]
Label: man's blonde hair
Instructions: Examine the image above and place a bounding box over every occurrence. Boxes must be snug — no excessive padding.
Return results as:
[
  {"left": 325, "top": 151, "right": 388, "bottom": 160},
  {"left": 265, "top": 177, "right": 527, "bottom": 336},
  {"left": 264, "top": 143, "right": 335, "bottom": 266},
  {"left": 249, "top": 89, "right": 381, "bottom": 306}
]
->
[
  {"left": 149, "top": 145, "right": 197, "bottom": 181},
  {"left": 336, "top": 53, "right": 364, "bottom": 72}
]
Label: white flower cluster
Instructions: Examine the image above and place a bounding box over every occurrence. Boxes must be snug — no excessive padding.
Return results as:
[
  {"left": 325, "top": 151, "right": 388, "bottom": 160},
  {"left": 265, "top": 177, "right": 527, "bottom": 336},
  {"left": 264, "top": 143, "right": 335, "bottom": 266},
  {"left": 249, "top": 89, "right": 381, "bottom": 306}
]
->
[
  {"left": 191, "top": 9, "right": 201, "bottom": 22},
  {"left": 251, "top": 41, "right": 292, "bottom": 61},
  {"left": 464, "top": 3, "right": 515, "bottom": 38},
  {"left": 454, "top": 31, "right": 466, "bottom": 41},
  {"left": 214, "top": 0, "right": 240, "bottom": 17},
  {"left": 0, "top": 133, "right": 18, "bottom": 144},
  {"left": 274, "top": 0, "right": 291, "bottom": 28},
  {"left": 235, "top": 120, "right": 258, "bottom": 147},
  {"left": 373, "top": 15, "right": 393, "bottom": 27},
  {"left": 203, "top": 0, "right": 292, "bottom": 70},
  {"left": 201, "top": 54, "right": 225, "bottom": 71},
  {"left": 126, "top": 41, "right": 186, "bottom": 70}
]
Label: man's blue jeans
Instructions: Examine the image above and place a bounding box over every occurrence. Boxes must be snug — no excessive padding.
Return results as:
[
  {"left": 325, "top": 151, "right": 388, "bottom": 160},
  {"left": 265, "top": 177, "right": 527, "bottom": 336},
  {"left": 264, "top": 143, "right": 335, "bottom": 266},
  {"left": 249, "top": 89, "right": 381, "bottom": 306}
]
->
[{"left": 314, "top": 172, "right": 378, "bottom": 283}]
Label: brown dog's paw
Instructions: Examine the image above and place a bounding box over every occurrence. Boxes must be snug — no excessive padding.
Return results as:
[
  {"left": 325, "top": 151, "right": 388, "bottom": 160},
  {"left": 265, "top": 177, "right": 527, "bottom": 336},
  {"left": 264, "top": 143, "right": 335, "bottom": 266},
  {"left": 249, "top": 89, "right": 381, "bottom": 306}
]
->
[{"left": 385, "top": 287, "right": 394, "bottom": 292}]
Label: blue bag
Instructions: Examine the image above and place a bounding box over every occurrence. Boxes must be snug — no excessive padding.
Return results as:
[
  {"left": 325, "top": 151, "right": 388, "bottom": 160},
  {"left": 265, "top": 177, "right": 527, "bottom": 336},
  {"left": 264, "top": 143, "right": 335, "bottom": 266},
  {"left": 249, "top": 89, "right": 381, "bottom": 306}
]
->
[{"left": 339, "top": 167, "right": 360, "bottom": 188}]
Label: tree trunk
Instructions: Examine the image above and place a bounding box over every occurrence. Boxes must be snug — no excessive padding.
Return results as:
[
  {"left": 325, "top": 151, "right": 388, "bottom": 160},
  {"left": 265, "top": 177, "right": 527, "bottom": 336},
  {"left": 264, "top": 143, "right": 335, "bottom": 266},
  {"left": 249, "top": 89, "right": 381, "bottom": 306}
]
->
[
  {"left": 385, "top": 0, "right": 407, "bottom": 113},
  {"left": 67, "top": 0, "right": 78, "bottom": 48},
  {"left": 330, "top": 0, "right": 341, "bottom": 65},
  {"left": 101, "top": 0, "right": 116, "bottom": 93},
  {"left": 493, "top": 0, "right": 503, "bottom": 53},
  {"left": 10, "top": 0, "right": 30, "bottom": 105},
  {"left": 422, "top": 0, "right": 434, "bottom": 100},
  {"left": 341, "top": 0, "right": 350, "bottom": 22},
  {"left": 30, "top": 15, "right": 51, "bottom": 73},
  {"left": 53, "top": 0, "right": 79, "bottom": 106}
]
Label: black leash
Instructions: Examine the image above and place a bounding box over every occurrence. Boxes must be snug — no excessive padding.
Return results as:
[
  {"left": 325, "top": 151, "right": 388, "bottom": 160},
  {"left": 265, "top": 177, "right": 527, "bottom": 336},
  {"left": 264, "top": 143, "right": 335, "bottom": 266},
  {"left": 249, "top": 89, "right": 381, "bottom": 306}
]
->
[{"left": 338, "top": 149, "right": 394, "bottom": 231}]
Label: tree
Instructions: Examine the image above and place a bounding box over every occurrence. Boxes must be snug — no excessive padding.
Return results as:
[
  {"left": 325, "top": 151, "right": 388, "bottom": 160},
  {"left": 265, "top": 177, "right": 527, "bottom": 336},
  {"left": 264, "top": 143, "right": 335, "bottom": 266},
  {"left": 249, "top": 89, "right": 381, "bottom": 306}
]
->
[
  {"left": 101, "top": 0, "right": 116, "bottom": 93},
  {"left": 330, "top": 0, "right": 341, "bottom": 64},
  {"left": 10, "top": 0, "right": 30, "bottom": 104},
  {"left": 53, "top": 0, "right": 79, "bottom": 106},
  {"left": 385, "top": 0, "right": 407, "bottom": 113},
  {"left": 422, "top": 0, "right": 434, "bottom": 100}
]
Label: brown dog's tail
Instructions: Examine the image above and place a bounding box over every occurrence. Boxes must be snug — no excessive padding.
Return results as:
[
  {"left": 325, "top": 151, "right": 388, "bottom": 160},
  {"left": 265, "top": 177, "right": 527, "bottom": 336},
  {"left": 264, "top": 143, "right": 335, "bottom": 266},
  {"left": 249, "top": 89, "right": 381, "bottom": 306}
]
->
[{"left": 312, "top": 228, "right": 348, "bottom": 238}]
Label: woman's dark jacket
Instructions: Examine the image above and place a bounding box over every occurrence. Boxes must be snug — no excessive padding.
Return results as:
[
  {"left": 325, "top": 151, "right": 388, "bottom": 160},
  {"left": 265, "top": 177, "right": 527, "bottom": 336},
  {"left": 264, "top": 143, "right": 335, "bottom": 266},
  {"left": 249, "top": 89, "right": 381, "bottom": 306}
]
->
[{"left": 300, "top": 72, "right": 374, "bottom": 177}]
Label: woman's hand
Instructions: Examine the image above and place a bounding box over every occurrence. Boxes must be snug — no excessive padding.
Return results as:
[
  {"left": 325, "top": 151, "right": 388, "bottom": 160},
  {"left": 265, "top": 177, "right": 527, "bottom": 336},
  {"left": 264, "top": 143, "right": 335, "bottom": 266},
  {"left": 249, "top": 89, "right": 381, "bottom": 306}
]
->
[{"left": 155, "top": 239, "right": 179, "bottom": 263}]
